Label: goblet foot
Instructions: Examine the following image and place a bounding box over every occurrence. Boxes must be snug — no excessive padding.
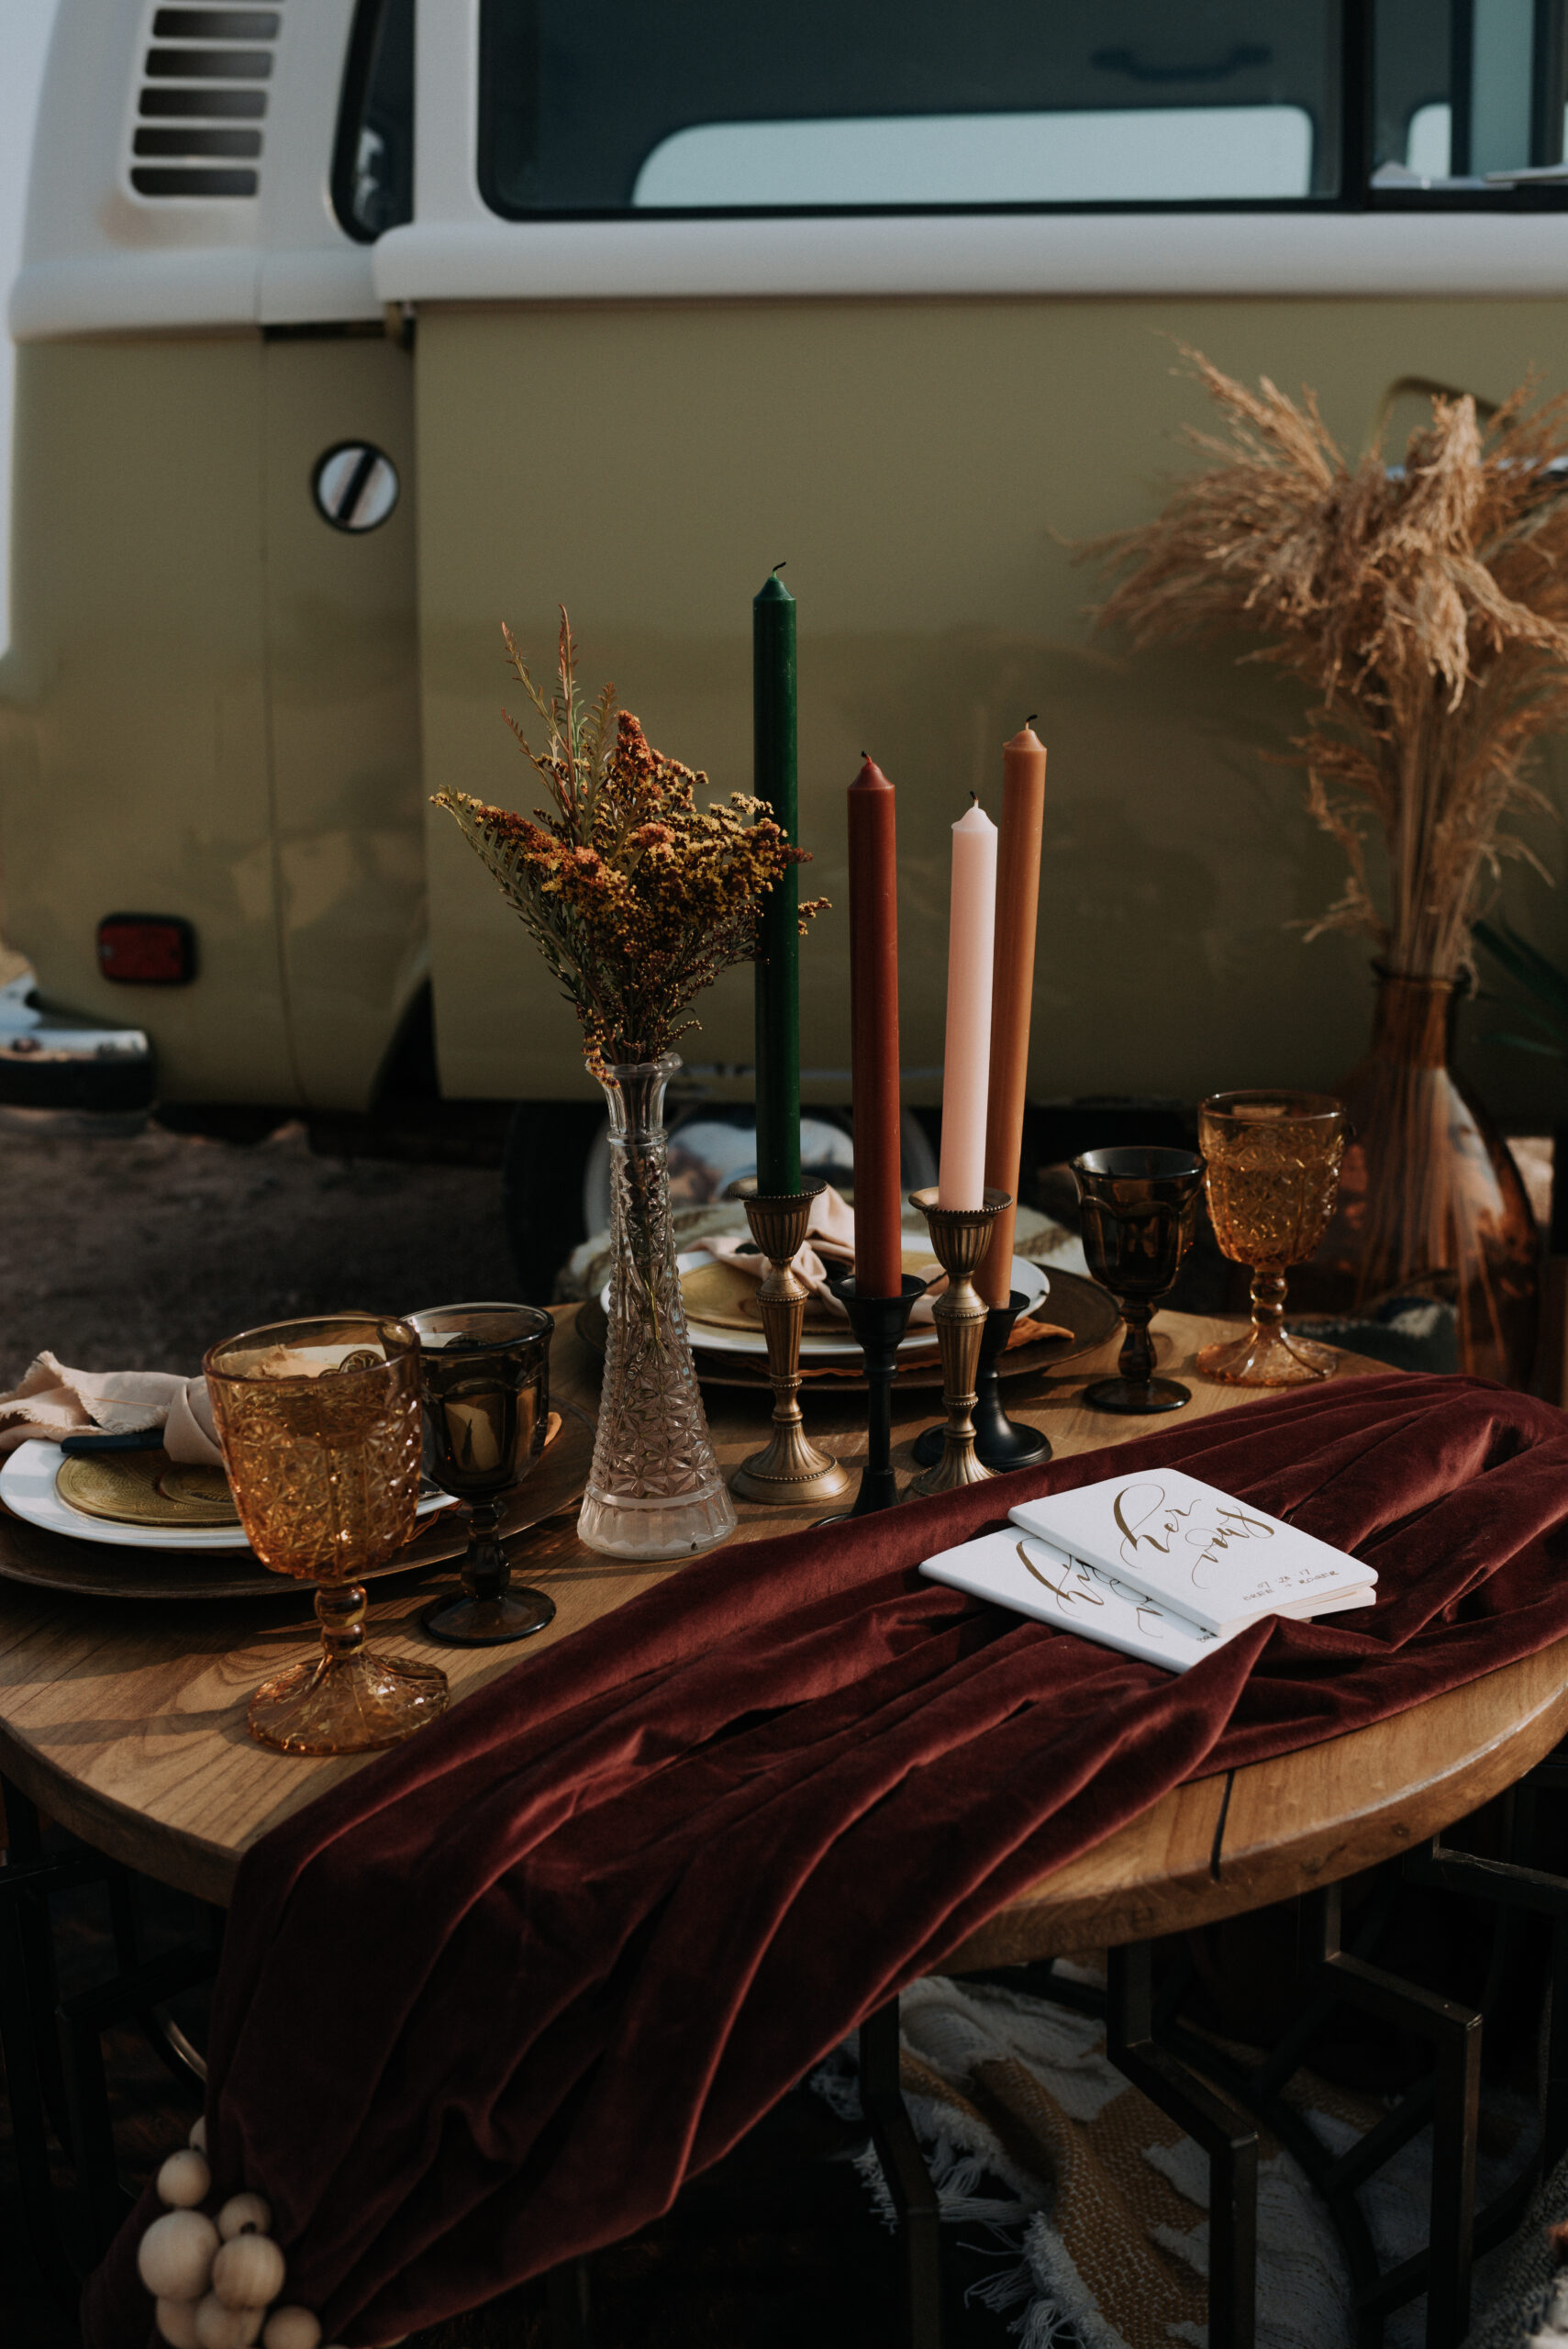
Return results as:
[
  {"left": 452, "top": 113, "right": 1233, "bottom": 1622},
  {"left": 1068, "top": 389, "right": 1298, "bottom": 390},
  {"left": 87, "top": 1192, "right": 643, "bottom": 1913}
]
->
[
  {"left": 247, "top": 1646, "right": 448, "bottom": 1755},
  {"left": 419, "top": 1584, "right": 556, "bottom": 1646},
  {"left": 1196, "top": 1324, "right": 1338, "bottom": 1387},
  {"left": 1083, "top": 1374, "right": 1191, "bottom": 1415}
]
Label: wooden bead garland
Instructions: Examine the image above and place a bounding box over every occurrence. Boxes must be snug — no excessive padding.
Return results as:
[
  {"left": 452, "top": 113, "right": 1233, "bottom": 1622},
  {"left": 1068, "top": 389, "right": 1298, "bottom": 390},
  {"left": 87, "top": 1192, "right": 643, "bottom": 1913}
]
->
[
  {"left": 139, "top": 2129, "right": 320, "bottom": 2349},
  {"left": 260, "top": 2310, "right": 320, "bottom": 2349},
  {"left": 139, "top": 2210, "right": 221, "bottom": 2301},
  {"left": 194, "top": 2297, "right": 264, "bottom": 2349},
  {"left": 217, "top": 2194, "right": 274, "bottom": 2243},
  {"left": 213, "top": 2235, "right": 286, "bottom": 2311},
  {"left": 155, "top": 2296, "right": 203, "bottom": 2349},
  {"left": 157, "top": 2149, "right": 214, "bottom": 2209}
]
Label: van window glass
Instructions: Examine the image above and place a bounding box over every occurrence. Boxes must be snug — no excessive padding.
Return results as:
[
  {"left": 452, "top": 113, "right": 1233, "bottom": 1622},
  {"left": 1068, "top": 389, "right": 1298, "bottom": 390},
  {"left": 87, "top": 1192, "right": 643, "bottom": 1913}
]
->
[
  {"left": 478, "top": 1, "right": 1343, "bottom": 217},
  {"left": 332, "top": 0, "right": 414, "bottom": 240},
  {"left": 1373, "top": 0, "right": 1568, "bottom": 185}
]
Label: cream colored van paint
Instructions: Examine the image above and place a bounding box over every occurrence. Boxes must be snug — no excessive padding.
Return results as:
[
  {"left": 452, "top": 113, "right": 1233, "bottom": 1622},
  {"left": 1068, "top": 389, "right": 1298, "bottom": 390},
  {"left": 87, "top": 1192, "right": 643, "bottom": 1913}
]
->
[
  {"left": 415, "top": 295, "right": 1568, "bottom": 1115},
  {"left": 0, "top": 331, "right": 422, "bottom": 1108}
]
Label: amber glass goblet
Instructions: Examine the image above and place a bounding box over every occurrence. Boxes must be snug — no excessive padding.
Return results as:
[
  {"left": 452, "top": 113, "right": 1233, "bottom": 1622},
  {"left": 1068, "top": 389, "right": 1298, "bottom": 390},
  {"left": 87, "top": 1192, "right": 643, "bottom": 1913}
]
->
[
  {"left": 1195, "top": 1090, "right": 1350, "bottom": 1388},
  {"left": 1073, "top": 1147, "right": 1207, "bottom": 1413},
  {"left": 407, "top": 1303, "right": 556, "bottom": 1647},
  {"left": 205, "top": 1314, "right": 448, "bottom": 1756}
]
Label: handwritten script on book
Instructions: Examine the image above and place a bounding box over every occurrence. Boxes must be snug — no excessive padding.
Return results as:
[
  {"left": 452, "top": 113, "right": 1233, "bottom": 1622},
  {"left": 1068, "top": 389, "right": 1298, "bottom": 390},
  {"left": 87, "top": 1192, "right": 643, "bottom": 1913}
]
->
[
  {"left": 1112, "top": 1481, "right": 1274, "bottom": 1588},
  {"left": 1018, "top": 1539, "right": 1217, "bottom": 1644}
]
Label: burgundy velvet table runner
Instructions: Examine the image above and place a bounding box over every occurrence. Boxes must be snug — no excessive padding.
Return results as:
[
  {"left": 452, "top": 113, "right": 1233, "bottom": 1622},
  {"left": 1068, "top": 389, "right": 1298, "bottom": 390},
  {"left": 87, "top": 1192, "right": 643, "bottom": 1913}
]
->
[{"left": 85, "top": 1373, "right": 1568, "bottom": 2347}]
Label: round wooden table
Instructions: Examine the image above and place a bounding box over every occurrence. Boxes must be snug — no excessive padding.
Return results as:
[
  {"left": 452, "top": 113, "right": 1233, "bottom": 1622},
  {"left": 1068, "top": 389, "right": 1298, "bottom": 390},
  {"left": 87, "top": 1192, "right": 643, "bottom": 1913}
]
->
[{"left": 0, "top": 1308, "right": 1562, "bottom": 1950}]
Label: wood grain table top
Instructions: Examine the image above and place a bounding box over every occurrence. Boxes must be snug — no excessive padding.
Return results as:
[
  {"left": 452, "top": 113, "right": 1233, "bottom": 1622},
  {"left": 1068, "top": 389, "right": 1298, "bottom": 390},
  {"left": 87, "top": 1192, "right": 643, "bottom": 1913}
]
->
[{"left": 0, "top": 1308, "right": 1562, "bottom": 1958}]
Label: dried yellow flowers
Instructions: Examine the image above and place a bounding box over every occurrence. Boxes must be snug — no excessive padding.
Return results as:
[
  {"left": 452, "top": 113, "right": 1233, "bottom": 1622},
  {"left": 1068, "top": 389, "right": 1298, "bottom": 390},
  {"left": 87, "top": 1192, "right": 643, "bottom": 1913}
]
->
[{"left": 435, "top": 611, "right": 822, "bottom": 1068}]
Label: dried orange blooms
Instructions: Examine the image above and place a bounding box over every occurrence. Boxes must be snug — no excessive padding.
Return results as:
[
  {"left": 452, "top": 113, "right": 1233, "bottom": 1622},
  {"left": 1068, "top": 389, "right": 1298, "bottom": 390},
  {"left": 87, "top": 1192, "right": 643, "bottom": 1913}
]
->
[
  {"left": 1092, "top": 350, "right": 1568, "bottom": 981},
  {"left": 435, "top": 611, "right": 823, "bottom": 1068}
]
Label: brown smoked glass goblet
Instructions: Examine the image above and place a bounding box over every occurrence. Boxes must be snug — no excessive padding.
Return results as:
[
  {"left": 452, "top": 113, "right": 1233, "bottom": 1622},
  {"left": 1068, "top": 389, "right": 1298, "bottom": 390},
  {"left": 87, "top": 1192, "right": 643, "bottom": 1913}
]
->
[
  {"left": 1195, "top": 1090, "right": 1349, "bottom": 1387},
  {"left": 1072, "top": 1147, "right": 1207, "bottom": 1413},
  {"left": 407, "top": 1302, "right": 557, "bottom": 1646},
  {"left": 205, "top": 1314, "right": 448, "bottom": 1755}
]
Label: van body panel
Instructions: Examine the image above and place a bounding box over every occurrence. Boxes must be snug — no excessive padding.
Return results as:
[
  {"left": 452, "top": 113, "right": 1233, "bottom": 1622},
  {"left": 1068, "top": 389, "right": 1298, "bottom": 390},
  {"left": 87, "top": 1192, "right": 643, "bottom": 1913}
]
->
[
  {"left": 261, "top": 334, "right": 425, "bottom": 1109},
  {"left": 0, "top": 339, "right": 296, "bottom": 1102},
  {"left": 415, "top": 294, "right": 1568, "bottom": 1116}
]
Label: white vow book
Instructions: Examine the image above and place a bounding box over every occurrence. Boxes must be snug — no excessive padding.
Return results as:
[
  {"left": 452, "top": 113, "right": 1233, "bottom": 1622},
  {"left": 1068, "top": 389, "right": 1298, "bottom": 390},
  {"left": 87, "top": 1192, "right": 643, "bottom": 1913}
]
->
[
  {"left": 920, "top": 1529, "right": 1243, "bottom": 1673},
  {"left": 1007, "top": 1467, "right": 1376, "bottom": 1637}
]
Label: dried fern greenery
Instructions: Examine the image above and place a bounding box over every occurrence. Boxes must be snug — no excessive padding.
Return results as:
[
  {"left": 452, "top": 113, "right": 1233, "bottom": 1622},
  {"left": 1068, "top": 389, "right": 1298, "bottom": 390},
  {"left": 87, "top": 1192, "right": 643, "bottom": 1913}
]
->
[
  {"left": 435, "top": 612, "right": 820, "bottom": 1070},
  {"left": 1092, "top": 351, "right": 1568, "bottom": 981}
]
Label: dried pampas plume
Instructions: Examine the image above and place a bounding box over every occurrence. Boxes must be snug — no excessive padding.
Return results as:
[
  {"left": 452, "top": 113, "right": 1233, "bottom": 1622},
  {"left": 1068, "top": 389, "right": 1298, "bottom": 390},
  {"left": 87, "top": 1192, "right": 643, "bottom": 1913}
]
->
[{"left": 1088, "top": 349, "right": 1568, "bottom": 981}]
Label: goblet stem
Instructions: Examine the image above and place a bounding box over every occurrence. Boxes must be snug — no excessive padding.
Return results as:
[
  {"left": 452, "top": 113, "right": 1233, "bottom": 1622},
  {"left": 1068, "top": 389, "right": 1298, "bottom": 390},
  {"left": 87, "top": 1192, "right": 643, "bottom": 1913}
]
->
[
  {"left": 248, "top": 1579, "right": 448, "bottom": 1755},
  {"left": 1118, "top": 1300, "right": 1156, "bottom": 1387},
  {"left": 1082, "top": 1297, "right": 1194, "bottom": 1416},
  {"left": 1195, "top": 1262, "right": 1339, "bottom": 1387},
  {"left": 462, "top": 1496, "right": 508, "bottom": 1600},
  {"left": 1251, "top": 1267, "right": 1287, "bottom": 1336},
  {"left": 420, "top": 1497, "right": 557, "bottom": 1648},
  {"left": 317, "top": 1578, "right": 367, "bottom": 1659}
]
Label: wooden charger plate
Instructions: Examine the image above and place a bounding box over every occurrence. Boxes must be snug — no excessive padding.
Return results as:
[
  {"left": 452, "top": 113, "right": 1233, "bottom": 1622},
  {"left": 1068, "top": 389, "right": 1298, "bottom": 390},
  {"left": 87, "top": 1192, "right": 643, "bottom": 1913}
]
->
[
  {"left": 575, "top": 1267, "right": 1119, "bottom": 1391},
  {"left": 0, "top": 1408, "right": 596, "bottom": 1603}
]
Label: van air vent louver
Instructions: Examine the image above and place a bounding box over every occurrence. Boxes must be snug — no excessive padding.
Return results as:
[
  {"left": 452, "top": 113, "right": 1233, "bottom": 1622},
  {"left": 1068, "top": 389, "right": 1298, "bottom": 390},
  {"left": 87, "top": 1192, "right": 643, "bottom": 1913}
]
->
[{"left": 128, "top": 5, "right": 281, "bottom": 198}]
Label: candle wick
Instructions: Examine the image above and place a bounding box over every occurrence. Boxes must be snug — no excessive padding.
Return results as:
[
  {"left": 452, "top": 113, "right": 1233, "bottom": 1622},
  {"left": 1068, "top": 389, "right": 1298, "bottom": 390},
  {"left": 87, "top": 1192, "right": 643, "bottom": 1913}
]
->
[
  {"left": 773, "top": 560, "right": 786, "bottom": 574},
  {"left": 969, "top": 790, "right": 979, "bottom": 806},
  {"left": 1026, "top": 712, "right": 1039, "bottom": 726}
]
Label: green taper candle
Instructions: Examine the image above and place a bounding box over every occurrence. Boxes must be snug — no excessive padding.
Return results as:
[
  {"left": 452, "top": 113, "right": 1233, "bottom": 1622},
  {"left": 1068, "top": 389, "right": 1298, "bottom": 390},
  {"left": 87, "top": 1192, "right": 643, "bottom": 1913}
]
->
[{"left": 753, "top": 566, "right": 801, "bottom": 1191}]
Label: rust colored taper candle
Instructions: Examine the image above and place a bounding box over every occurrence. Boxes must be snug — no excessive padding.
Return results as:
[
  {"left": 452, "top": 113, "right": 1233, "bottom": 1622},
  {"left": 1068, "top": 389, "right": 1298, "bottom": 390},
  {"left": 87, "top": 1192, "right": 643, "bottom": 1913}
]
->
[
  {"left": 978, "top": 721, "right": 1047, "bottom": 1307},
  {"left": 848, "top": 756, "right": 902, "bottom": 1298}
]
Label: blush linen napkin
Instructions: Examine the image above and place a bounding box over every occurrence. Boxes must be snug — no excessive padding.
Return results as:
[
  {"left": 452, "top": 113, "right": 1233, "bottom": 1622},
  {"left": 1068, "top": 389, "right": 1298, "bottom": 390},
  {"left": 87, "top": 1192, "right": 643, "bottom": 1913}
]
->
[
  {"left": 83, "top": 1373, "right": 1568, "bottom": 2349},
  {"left": 0, "top": 1352, "right": 223, "bottom": 1466}
]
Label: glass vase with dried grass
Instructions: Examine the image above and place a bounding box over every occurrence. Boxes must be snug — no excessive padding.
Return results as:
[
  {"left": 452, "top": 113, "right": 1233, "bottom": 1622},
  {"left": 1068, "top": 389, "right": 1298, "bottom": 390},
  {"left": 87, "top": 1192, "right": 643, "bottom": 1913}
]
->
[{"left": 1092, "top": 352, "right": 1567, "bottom": 1383}]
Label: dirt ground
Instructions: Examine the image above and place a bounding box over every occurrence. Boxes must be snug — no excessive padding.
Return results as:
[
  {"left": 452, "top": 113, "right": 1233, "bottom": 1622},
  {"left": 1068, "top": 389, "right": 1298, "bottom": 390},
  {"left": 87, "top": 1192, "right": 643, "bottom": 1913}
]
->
[{"left": 0, "top": 1118, "right": 514, "bottom": 1391}]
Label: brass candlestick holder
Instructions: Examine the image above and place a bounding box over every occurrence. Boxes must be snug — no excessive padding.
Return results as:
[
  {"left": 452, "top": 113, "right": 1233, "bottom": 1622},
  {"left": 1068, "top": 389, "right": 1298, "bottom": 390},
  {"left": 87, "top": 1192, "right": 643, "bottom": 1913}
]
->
[
  {"left": 907, "top": 1186, "right": 1011, "bottom": 1495},
  {"left": 728, "top": 1179, "right": 851, "bottom": 1507}
]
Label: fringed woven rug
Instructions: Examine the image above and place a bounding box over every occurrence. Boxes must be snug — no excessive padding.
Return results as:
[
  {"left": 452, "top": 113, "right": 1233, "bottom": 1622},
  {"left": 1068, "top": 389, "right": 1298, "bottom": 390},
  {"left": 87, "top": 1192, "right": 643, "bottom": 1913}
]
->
[{"left": 814, "top": 1971, "right": 1538, "bottom": 2349}]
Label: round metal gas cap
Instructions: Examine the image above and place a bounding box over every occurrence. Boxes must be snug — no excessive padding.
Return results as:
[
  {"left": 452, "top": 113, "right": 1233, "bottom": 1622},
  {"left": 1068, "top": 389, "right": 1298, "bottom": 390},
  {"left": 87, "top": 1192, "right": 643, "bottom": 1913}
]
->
[{"left": 312, "top": 442, "right": 399, "bottom": 532}]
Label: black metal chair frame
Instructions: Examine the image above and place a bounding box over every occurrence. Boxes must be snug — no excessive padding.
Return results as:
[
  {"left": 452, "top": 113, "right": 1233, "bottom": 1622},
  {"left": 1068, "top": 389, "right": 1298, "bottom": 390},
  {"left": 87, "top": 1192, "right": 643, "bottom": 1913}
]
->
[
  {"left": 0, "top": 1775, "right": 217, "bottom": 2310},
  {"left": 8, "top": 1756, "right": 1568, "bottom": 2349}
]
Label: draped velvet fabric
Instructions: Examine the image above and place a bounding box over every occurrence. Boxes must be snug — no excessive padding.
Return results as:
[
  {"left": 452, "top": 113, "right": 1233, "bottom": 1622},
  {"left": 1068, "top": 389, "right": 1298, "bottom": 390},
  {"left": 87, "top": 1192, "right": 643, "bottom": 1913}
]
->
[{"left": 85, "top": 1374, "right": 1568, "bottom": 2347}]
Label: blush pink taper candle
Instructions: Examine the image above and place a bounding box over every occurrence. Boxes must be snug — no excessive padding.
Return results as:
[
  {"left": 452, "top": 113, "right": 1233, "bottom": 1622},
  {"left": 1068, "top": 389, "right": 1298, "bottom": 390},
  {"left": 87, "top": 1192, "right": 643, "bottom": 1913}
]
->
[{"left": 937, "top": 798, "right": 997, "bottom": 1209}]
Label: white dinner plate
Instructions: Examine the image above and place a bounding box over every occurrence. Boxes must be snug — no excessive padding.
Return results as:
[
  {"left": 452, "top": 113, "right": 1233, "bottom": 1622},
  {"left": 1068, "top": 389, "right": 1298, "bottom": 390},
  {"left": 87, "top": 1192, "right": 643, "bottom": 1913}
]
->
[
  {"left": 601, "top": 1252, "right": 1050, "bottom": 1360},
  {"left": 0, "top": 1440, "right": 455, "bottom": 1553}
]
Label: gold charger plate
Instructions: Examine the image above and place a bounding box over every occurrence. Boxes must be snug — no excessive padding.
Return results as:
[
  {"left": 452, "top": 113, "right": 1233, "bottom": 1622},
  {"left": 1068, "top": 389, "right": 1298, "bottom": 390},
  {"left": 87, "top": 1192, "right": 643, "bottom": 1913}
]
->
[
  {"left": 679, "top": 1250, "right": 942, "bottom": 1338},
  {"left": 0, "top": 1409, "right": 595, "bottom": 1603},
  {"left": 576, "top": 1268, "right": 1119, "bottom": 1391},
  {"left": 56, "top": 1451, "right": 238, "bottom": 1529}
]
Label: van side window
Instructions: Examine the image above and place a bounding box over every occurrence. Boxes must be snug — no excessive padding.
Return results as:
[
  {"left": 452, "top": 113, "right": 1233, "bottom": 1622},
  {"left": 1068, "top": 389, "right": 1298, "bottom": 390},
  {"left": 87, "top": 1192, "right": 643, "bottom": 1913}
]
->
[
  {"left": 1375, "top": 0, "right": 1568, "bottom": 185},
  {"left": 478, "top": 1, "right": 1343, "bottom": 216},
  {"left": 332, "top": 0, "right": 415, "bottom": 240},
  {"left": 476, "top": 0, "right": 1568, "bottom": 217}
]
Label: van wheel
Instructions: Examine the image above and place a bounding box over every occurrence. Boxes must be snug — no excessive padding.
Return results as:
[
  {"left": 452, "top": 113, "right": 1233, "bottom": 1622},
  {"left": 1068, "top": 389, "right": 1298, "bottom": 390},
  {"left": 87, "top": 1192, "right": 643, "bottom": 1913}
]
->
[{"left": 501, "top": 1102, "right": 605, "bottom": 1304}]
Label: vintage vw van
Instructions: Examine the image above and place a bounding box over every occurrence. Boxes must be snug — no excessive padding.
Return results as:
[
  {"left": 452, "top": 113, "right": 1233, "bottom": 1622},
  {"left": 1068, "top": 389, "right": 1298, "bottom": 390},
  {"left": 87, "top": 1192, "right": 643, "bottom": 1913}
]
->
[{"left": 5, "top": 2, "right": 1568, "bottom": 1218}]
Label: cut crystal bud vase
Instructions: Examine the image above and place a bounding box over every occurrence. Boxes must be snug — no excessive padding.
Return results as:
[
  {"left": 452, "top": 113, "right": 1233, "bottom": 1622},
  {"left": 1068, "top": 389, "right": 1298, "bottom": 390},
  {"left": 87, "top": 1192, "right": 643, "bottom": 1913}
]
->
[{"left": 577, "top": 1055, "right": 738, "bottom": 1560}]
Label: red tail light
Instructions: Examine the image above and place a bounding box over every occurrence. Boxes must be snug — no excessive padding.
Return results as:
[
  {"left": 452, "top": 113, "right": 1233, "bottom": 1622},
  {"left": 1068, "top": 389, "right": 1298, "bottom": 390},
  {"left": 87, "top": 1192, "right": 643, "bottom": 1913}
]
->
[{"left": 96, "top": 916, "right": 196, "bottom": 985}]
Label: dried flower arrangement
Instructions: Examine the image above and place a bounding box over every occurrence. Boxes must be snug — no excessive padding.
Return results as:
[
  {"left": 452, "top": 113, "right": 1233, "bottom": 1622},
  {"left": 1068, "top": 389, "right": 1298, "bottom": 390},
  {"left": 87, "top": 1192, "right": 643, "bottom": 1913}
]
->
[
  {"left": 1090, "top": 350, "right": 1568, "bottom": 983},
  {"left": 434, "top": 612, "right": 822, "bottom": 1069}
]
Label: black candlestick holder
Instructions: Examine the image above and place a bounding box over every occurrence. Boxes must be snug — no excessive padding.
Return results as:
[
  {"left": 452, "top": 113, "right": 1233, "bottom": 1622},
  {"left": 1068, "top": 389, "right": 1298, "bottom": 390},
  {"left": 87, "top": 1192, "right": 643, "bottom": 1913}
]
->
[
  {"left": 827, "top": 1273, "right": 926, "bottom": 1516},
  {"left": 911, "top": 1288, "right": 1051, "bottom": 1472}
]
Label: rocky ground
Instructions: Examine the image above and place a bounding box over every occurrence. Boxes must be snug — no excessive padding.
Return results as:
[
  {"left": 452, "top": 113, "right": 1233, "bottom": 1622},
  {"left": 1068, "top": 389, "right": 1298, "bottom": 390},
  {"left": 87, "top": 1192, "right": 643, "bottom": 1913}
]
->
[{"left": 0, "top": 1118, "right": 515, "bottom": 1390}]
